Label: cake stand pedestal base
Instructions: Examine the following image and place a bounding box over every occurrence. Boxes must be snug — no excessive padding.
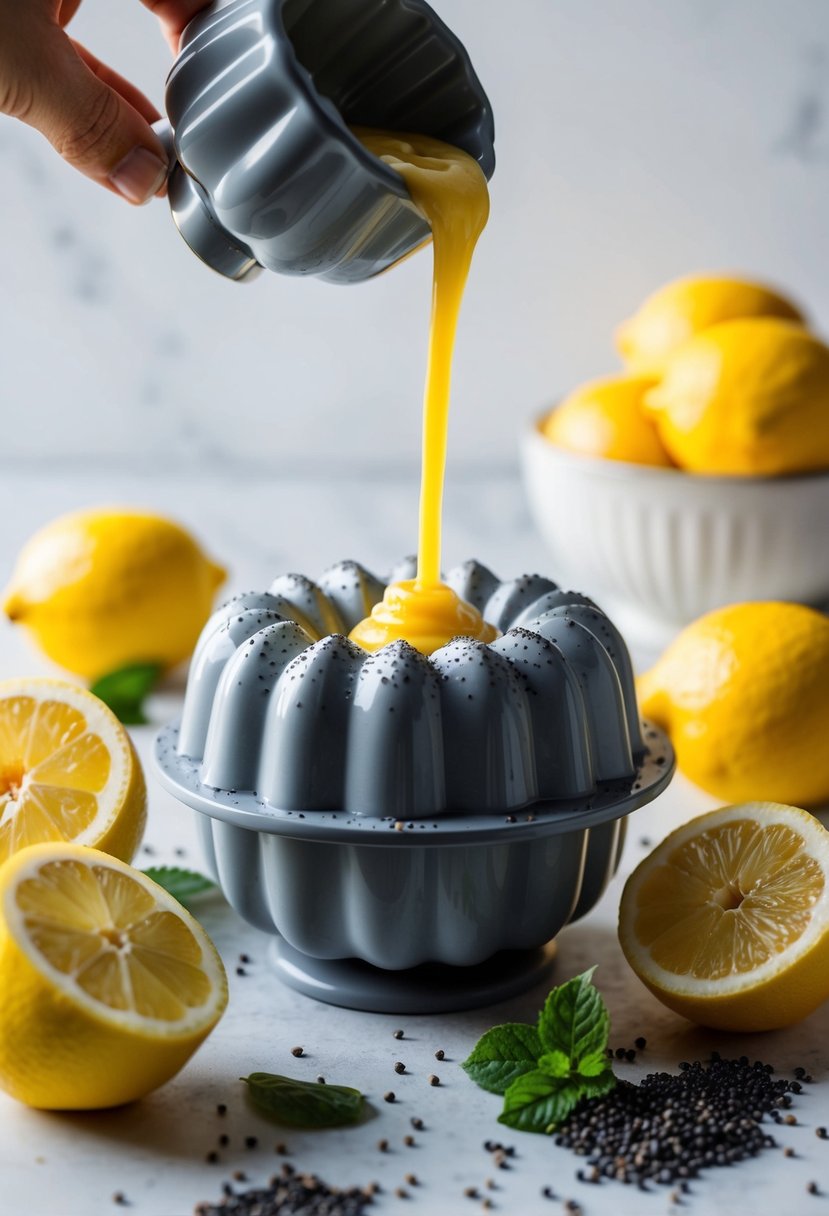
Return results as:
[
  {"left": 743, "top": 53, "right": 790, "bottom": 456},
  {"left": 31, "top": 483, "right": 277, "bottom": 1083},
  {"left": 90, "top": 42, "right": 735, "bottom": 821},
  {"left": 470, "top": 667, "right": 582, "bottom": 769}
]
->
[{"left": 269, "top": 939, "right": 558, "bottom": 1014}]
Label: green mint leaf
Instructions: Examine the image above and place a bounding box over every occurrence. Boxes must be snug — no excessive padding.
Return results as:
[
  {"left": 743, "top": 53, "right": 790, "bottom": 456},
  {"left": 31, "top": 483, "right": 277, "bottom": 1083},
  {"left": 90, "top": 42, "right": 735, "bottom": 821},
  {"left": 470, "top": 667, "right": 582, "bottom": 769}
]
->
[
  {"left": 538, "top": 1050, "right": 571, "bottom": 1078},
  {"left": 537, "top": 967, "right": 609, "bottom": 1064},
  {"left": 90, "top": 663, "right": 163, "bottom": 725},
  {"left": 143, "top": 866, "right": 216, "bottom": 907},
  {"left": 461, "top": 1024, "right": 543, "bottom": 1095},
  {"left": 580, "top": 1069, "right": 617, "bottom": 1100},
  {"left": 241, "top": 1073, "right": 365, "bottom": 1128},
  {"left": 498, "top": 1071, "right": 582, "bottom": 1134},
  {"left": 578, "top": 1048, "right": 610, "bottom": 1078}
]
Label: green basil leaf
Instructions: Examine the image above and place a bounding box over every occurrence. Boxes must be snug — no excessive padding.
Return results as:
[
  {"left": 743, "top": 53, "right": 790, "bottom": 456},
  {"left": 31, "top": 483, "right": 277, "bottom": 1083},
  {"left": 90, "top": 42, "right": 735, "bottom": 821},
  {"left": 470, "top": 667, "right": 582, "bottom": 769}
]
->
[
  {"left": 498, "top": 1071, "right": 581, "bottom": 1134},
  {"left": 461, "top": 1023, "right": 543, "bottom": 1095},
  {"left": 143, "top": 866, "right": 216, "bottom": 907},
  {"left": 537, "top": 967, "right": 609, "bottom": 1064},
  {"left": 241, "top": 1073, "right": 365, "bottom": 1128},
  {"left": 538, "top": 1049, "right": 571, "bottom": 1078},
  {"left": 90, "top": 662, "right": 163, "bottom": 725},
  {"left": 578, "top": 1048, "right": 610, "bottom": 1078}
]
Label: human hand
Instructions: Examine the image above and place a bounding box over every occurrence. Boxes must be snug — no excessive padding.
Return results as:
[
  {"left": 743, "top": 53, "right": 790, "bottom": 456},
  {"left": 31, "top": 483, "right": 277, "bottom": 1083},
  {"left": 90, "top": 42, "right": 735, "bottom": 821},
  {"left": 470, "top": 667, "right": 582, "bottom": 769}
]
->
[{"left": 0, "top": 0, "right": 210, "bottom": 204}]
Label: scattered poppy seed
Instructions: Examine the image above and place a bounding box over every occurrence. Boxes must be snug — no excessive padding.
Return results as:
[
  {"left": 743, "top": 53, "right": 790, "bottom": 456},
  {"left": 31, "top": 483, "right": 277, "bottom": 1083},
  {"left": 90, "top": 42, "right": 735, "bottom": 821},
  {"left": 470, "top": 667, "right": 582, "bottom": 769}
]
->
[
  {"left": 635, "top": 1037, "right": 647, "bottom": 1050},
  {"left": 291, "top": 1046, "right": 304, "bottom": 1058},
  {"left": 784, "top": 1147, "right": 796, "bottom": 1158},
  {"left": 377, "top": 1140, "right": 389, "bottom": 1153},
  {"left": 112, "top": 1193, "right": 127, "bottom": 1206},
  {"left": 218, "top": 1134, "right": 229, "bottom": 1147},
  {"left": 384, "top": 1091, "right": 395, "bottom": 1103},
  {"left": 794, "top": 1067, "right": 806, "bottom": 1079},
  {"left": 245, "top": 1136, "right": 257, "bottom": 1149},
  {"left": 410, "top": 1117, "right": 424, "bottom": 1130},
  {"left": 404, "top": 1135, "right": 415, "bottom": 1147},
  {"left": 275, "top": 1143, "right": 288, "bottom": 1155},
  {"left": 216, "top": 1104, "right": 227, "bottom": 1116},
  {"left": 485, "top": 1178, "right": 496, "bottom": 1190},
  {"left": 394, "top": 1062, "right": 406, "bottom": 1074},
  {"left": 239, "top": 953, "right": 251, "bottom": 964},
  {"left": 615, "top": 1047, "right": 626, "bottom": 1060},
  {"left": 206, "top": 1151, "right": 219, "bottom": 1164},
  {"left": 428, "top": 1074, "right": 440, "bottom": 1086},
  {"left": 395, "top": 1187, "right": 409, "bottom": 1199},
  {"left": 434, "top": 1049, "right": 445, "bottom": 1061},
  {"left": 405, "top": 1174, "right": 418, "bottom": 1186},
  {"left": 541, "top": 1185, "right": 555, "bottom": 1199},
  {"left": 481, "top": 1201, "right": 493, "bottom": 1211},
  {"left": 232, "top": 1172, "right": 247, "bottom": 1182},
  {"left": 817, "top": 1127, "right": 828, "bottom": 1139},
  {"left": 625, "top": 1049, "right": 636, "bottom": 1062},
  {"left": 393, "top": 1029, "right": 405, "bottom": 1039},
  {"left": 808, "top": 1181, "right": 820, "bottom": 1195},
  {"left": 785, "top": 1115, "right": 798, "bottom": 1125},
  {"left": 464, "top": 1187, "right": 479, "bottom": 1199},
  {"left": 235, "top": 967, "right": 247, "bottom": 977}
]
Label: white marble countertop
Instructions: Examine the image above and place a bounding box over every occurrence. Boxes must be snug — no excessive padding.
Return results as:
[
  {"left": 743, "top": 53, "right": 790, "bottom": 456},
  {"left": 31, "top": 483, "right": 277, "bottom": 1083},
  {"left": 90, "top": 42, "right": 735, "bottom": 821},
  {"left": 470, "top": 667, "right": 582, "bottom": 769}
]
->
[{"left": 0, "top": 468, "right": 827, "bottom": 1216}]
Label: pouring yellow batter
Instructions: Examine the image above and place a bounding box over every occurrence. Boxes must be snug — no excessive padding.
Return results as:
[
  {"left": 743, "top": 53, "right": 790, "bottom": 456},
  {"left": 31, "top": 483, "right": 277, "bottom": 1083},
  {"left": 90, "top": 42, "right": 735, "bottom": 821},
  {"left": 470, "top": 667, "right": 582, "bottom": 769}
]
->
[{"left": 349, "top": 129, "right": 497, "bottom": 655}]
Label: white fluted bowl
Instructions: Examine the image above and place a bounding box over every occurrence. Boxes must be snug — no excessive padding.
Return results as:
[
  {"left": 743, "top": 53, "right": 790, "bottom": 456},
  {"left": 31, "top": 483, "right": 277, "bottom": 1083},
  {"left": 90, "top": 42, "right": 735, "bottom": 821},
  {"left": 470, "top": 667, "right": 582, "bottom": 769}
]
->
[{"left": 521, "top": 414, "right": 829, "bottom": 640}]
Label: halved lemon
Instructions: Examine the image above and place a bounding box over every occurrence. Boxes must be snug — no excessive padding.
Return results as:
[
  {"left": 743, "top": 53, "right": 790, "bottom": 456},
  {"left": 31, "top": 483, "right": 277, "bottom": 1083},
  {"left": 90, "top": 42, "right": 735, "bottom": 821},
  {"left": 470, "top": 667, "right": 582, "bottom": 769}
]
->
[
  {"left": 0, "top": 843, "right": 228, "bottom": 1108},
  {"left": 619, "top": 803, "right": 829, "bottom": 1031},
  {"left": 0, "top": 678, "right": 146, "bottom": 864}
]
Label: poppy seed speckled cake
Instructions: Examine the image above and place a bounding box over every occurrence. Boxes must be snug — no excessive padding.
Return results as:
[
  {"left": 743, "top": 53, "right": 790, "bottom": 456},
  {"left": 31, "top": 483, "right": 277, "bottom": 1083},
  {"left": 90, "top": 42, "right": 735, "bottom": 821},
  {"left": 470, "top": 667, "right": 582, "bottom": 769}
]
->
[
  {"left": 176, "top": 558, "right": 644, "bottom": 814},
  {"left": 155, "top": 558, "right": 673, "bottom": 1012}
]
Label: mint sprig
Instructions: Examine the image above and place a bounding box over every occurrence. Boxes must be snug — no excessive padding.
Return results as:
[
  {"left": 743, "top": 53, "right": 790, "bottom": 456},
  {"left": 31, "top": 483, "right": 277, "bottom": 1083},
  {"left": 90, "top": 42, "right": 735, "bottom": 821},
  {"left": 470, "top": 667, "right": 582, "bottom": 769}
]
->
[{"left": 462, "top": 969, "right": 616, "bottom": 1134}]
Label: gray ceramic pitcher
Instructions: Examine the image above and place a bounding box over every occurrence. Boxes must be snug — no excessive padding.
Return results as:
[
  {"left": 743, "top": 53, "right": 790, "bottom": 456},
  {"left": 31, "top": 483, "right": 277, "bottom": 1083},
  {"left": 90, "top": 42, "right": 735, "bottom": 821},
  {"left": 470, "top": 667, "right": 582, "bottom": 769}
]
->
[{"left": 160, "top": 0, "right": 495, "bottom": 283}]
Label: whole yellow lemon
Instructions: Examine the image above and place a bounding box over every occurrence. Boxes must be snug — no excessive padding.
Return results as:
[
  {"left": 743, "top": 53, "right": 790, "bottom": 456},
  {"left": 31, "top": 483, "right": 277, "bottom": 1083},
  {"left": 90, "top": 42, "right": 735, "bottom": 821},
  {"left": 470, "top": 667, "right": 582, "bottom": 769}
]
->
[
  {"left": 543, "top": 374, "right": 674, "bottom": 467},
  {"left": 638, "top": 601, "right": 829, "bottom": 806},
  {"left": 616, "top": 274, "right": 804, "bottom": 375},
  {"left": 3, "top": 508, "right": 226, "bottom": 680},
  {"left": 642, "top": 318, "right": 829, "bottom": 475}
]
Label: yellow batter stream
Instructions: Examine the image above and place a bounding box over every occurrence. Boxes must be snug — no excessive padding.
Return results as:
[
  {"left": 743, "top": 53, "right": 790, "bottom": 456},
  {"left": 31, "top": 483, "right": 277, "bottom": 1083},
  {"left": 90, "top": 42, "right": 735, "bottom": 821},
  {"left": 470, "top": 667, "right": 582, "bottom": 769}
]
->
[{"left": 349, "top": 129, "right": 497, "bottom": 655}]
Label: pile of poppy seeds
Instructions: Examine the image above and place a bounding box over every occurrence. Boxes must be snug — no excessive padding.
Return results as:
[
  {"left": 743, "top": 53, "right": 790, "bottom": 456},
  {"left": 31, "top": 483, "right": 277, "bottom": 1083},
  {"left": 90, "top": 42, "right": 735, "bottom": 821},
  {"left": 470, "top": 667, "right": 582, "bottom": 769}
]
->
[
  {"left": 194, "top": 1166, "right": 375, "bottom": 1216},
  {"left": 553, "top": 1053, "right": 806, "bottom": 1192}
]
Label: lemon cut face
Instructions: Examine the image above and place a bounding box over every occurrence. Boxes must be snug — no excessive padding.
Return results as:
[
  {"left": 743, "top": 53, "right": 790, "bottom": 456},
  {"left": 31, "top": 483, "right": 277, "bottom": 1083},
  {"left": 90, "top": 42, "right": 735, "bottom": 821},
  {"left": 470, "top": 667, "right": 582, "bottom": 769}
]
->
[
  {"left": 0, "top": 844, "right": 227, "bottom": 1109},
  {"left": 0, "top": 679, "right": 146, "bottom": 865},
  {"left": 619, "top": 803, "right": 829, "bottom": 1031}
]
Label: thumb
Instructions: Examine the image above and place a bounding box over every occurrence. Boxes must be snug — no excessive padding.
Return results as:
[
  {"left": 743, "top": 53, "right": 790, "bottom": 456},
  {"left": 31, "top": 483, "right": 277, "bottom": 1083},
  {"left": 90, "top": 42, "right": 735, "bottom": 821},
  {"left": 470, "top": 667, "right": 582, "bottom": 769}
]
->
[{"left": 23, "top": 34, "right": 168, "bottom": 204}]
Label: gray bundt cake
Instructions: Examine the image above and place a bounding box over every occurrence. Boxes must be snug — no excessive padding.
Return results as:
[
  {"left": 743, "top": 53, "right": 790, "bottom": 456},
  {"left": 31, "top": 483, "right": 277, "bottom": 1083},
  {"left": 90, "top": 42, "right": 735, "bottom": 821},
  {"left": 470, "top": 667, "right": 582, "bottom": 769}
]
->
[{"left": 177, "top": 559, "right": 644, "bottom": 817}]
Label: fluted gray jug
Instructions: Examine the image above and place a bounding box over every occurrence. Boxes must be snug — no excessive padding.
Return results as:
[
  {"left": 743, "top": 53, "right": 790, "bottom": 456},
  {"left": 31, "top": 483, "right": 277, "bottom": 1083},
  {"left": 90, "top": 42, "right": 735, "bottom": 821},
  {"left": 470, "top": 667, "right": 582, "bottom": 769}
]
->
[{"left": 160, "top": 0, "right": 496, "bottom": 282}]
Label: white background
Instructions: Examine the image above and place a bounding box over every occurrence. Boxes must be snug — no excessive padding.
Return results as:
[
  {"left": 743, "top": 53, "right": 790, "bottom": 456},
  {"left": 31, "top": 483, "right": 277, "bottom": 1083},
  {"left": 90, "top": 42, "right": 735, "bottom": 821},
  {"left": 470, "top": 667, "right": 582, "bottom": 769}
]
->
[{"left": 2, "top": 0, "right": 828, "bottom": 486}]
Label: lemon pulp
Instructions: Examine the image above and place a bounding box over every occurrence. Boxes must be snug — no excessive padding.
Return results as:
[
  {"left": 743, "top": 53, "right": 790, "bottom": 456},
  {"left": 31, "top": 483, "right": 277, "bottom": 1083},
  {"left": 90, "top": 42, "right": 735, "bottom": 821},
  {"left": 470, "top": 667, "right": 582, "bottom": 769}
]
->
[
  {"left": 349, "top": 130, "right": 494, "bottom": 654},
  {"left": 0, "top": 679, "right": 146, "bottom": 865},
  {"left": 634, "top": 817, "right": 824, "bottom": 980},
  {"left": 17, "top": 857, "right": 211, "bottom": 1019}
]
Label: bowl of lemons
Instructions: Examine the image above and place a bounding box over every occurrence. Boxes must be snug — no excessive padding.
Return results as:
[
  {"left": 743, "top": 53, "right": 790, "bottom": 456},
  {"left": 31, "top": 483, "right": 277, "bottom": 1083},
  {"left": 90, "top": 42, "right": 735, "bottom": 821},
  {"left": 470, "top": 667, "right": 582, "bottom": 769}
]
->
[{"left": 521, "top": 274, "right": 829, "bottom": 642}]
